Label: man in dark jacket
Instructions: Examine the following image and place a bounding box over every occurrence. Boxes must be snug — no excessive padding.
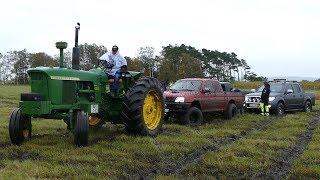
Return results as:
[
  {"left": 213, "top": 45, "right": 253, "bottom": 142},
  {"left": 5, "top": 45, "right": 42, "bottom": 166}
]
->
[{"left": 260, "top": 82, "right": 271, "bottom": 116}]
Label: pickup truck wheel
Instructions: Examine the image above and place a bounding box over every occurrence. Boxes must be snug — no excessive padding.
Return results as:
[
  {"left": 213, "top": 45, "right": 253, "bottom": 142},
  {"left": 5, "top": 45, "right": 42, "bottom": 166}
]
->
[
  {"left": 225, "top": 103, "right": 238, "bottom": 119},
  {"left": 303, "top": 101, "right": 312, "bottom": 113},
  {"left": 180, "top": 107, "right": 203, "bottom": 125},
  {"left": 239, "top": 107, "right": 245, "bottom": 115},
  {"left": 276, "top": 103, "right": 285, "bottom": 116}
]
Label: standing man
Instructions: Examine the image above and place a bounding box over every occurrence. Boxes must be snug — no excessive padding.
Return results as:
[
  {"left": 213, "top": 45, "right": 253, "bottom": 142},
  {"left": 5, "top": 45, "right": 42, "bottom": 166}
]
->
[
  {"left": 99, "top": 45, "right": 127, "bottom": 96},
  {"left": 260, "top": 81, "right": 271, "bottom": 116}
]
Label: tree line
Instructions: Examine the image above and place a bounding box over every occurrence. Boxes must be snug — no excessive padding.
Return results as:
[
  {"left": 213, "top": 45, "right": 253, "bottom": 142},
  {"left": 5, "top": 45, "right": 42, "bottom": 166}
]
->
[{"left": 0, "top": 43, "right": 266, "bottom": 84}]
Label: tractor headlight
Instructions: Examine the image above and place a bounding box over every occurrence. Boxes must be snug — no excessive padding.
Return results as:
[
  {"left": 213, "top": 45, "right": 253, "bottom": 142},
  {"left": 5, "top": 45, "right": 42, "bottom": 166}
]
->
[
  {"left": 269, "top": 97, "right": 275, "bottom": 102},
  {"left": 175, "top": 97, "right": 185, "bottom": 103}
]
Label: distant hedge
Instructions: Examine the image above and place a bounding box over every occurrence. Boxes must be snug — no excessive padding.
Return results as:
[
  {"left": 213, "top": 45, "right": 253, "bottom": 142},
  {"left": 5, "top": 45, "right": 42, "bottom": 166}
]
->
[{"left": 233, "top": 81, "right": 320, "bottom": 90}]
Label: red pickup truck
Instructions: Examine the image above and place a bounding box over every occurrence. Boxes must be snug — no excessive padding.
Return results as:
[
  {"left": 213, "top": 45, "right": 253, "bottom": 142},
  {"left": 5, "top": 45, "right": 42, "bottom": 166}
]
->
[{"left": 163, "top": 78, "right": 245, "bottom": 125}]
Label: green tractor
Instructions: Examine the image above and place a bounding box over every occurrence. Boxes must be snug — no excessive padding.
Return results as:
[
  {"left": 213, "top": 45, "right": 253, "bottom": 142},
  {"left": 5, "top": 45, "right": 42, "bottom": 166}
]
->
[{"left": 9, "top": 23, "right": 164, "bottom": 146}]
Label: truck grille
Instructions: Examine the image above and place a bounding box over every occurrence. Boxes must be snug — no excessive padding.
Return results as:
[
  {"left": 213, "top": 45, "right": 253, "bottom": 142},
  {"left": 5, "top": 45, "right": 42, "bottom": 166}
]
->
[
  {"left": 165, "top": 96, "right": 176, "bottom": 102},
  {"left": 248, "top": 96, "right": 261, "bottom": 103}
]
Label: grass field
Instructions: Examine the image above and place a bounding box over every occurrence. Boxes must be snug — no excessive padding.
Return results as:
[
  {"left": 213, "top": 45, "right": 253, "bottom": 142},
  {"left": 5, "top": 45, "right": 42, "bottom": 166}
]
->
[{"left": 0, "top": 85, "right": 320, "bottom": 179}]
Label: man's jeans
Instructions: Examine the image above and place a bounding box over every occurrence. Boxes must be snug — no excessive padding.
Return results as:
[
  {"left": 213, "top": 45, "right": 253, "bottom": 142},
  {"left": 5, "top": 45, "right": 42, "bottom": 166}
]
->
[{"left": 108, "top": 70, "right": 121, "bottom": 96}]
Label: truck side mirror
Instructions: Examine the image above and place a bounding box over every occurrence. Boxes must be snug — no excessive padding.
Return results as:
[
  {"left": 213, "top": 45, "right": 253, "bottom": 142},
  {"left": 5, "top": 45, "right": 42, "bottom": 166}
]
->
[
  {"left": 250, "top": 89, "right": 256, "bottom": 93},
  {"left": 202, "top": 87, "right": 210, "bottom": 93},
  {"left": 286, "top": 89, "right": 293, "bottom": 94}
]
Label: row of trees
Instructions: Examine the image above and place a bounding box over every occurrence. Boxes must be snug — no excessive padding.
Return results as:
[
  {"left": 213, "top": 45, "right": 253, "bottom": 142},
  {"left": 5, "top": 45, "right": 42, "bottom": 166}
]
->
[{"left": 0, "top": 43, "right": 266, "bottom": 84}]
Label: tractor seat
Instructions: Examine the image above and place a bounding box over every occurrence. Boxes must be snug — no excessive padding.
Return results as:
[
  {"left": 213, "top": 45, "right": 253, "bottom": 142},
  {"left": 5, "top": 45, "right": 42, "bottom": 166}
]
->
[{"left": 108, "top": 79, "right": 122, "bottom": 84}]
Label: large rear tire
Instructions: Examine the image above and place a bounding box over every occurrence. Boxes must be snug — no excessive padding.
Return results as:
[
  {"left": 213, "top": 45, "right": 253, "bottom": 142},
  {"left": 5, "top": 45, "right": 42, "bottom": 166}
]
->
[
  {"left": 123, "top": 77, "right": 164, "bottom": 136},
  {"left": 74, "top": 111, "right": 89, "bottom": 147},
  {"left": 9, "top": 108, "right": 32, "bottom": 145}
]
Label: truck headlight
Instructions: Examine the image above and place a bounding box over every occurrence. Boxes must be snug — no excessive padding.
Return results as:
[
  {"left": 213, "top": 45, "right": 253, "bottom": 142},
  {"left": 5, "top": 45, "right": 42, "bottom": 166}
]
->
[
  {"left": 245, "top": 96, "right": 249, "bottom": 102},
  {"left": 269, "top": 97, "right": 275, "bottom": 102},
  {"left": 175, "top": 97, "right": 185, "bottom": 103}
]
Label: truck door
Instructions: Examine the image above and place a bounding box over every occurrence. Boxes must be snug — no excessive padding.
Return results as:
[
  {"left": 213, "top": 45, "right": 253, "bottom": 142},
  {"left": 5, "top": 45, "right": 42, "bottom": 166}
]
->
[
  {"left": 292, "top": 84, "right": 304, "bottom": 108},
  {"left": 212, "top": 81, "right": 226, "bottom": 111},
  {"left": 284, "top": 84, "right": 295, "bottom": 109},
  {"left": 201, "top": 81, "right": 215, "bottom": 112}
]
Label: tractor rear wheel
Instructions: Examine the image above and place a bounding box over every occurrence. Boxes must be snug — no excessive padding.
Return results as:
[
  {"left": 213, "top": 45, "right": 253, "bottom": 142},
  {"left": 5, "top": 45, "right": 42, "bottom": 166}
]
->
[
  {"left": 74, "top": 111, "right": 89, "bottom": 146},
  {"left": 9, "top": 108, "right": 32, "bottom": 145},
  {"left": 123, "top": 77, "right": 164, "bottom": 136}
]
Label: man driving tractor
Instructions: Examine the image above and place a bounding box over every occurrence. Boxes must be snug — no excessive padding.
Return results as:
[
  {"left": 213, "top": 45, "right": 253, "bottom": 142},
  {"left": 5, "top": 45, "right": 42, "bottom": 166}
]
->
[{"left": 99, "top": 45, "right": 127, "bottom": 96}]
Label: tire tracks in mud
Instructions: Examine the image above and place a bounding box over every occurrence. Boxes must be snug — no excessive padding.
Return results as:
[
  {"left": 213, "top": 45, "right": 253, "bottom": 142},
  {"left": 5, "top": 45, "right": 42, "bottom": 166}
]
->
[
  {"left": 260, "top": 115, "right": 320, "bottom": 179},
  {"left": 132, "top": 116, "right": 281, "bottom": 179}
]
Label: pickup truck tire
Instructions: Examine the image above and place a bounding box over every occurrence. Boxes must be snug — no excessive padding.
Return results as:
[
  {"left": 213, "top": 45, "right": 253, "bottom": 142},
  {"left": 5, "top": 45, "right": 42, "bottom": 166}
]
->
[
  {"left": 180, "top": 107, "right": 203, "bottom": 125},
  {"left": 225, "top": 103, "right": 238, "bottom": 119},
  {"left": 303, "top": 101, "right": 312, "bottom": 113},
  {"left": 239, "top": 107, "right": 245, "bottom": 115},
  {"left": 276, "top": 102, "right": 285, "bottom": 116}
]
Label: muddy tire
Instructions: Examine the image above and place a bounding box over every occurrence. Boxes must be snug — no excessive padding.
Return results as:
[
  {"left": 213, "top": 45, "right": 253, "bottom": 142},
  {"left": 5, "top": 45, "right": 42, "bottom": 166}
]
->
[
  {"left": 74, "top": 111, "right": 89, "bottom": 147},
  {"left": 239, "top": 107, "right": 245, "bottom": 115},
  {"left": 276, "top": 102, "right": 285, "bottom": 116},
  {"left": 122, "top": 77, "right": 164, "bottom": 136},
  {"left": 9, "top": 108, "right": 32, "bottom": 145},
  {"left": 180, "top": 107, "right": 203, "bottom": 126},
  {"left": 224, "top": 103, "right": 238, "bottom": 119},
  {"left": 303, "top": 101, "right": 312, "bottom": 113}
]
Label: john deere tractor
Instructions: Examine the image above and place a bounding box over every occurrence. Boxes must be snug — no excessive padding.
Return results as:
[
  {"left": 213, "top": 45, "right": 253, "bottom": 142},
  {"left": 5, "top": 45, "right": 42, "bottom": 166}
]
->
[{"left": 9, "top": 23, "right": 164, "bottom": 146}]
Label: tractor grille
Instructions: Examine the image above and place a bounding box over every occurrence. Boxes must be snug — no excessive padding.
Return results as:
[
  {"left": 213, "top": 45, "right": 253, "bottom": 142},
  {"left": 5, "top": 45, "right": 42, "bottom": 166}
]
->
[
  {"left": 63, "top": 81, "right": 77, "bottom": 103},
  {"left": 165, "top": 96, "right": 176, "bottom": 102}
]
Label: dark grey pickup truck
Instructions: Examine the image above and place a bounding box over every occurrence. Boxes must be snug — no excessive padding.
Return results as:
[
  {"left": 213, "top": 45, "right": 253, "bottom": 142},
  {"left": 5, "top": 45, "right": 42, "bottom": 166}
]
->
[{"left": 245, "top": 80, "right": 316, "bottom": 115}]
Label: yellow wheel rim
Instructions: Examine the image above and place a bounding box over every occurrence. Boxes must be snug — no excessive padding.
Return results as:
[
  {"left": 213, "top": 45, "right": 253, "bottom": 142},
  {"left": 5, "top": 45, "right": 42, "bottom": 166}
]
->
[
  {"left": 143, "top": 90, "right": 162, "bottom": 130},
  {"left": 89, "top": 116, "right": 102, "bottom": 126},
  {"left": 22, "top": 129, "right": 29, "bottom": 138}
]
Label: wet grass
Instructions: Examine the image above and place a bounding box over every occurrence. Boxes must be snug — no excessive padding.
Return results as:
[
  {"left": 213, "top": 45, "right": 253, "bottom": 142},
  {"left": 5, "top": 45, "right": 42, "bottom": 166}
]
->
[
  {"left": 289, "top": 116, "right": 320, "bottom": 178},
  {"left": 1, "top": 85, "right": 320, "bottom": 178},
  {"left": 180, "top": 110, "right": 320, "bottom": 179}
]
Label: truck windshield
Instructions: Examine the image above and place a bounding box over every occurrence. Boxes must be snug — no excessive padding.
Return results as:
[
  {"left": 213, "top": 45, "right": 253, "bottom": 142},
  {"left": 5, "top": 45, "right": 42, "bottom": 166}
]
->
[
  {"left": 169, "top": 80, "right": 202, "bottom": 91},
  {"left": 256, "top": 84, "right": 284, "bottom": 93}
]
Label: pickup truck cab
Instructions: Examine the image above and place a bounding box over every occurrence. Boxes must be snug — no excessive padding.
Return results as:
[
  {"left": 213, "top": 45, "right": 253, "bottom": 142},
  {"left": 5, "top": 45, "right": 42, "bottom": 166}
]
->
[
  {"left": 245, "top": 80, "right": 316, "bottom": 115},
  {"left": 163, "top": 78, "right": 245, "bottom": 125}
]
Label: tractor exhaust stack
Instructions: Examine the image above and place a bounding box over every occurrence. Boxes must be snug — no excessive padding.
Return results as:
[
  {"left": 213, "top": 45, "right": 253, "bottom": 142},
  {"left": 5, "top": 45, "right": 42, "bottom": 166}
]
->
[{"left": 72, "top": 22, "right": 80, "bottom": 70}]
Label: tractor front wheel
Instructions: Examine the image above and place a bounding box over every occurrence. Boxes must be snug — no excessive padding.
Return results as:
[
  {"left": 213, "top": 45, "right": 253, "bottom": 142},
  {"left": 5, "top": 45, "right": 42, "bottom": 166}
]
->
[
  {"left": 9, "top": 108, "right": 32, "bottom": 145},
  {"left": 123, "top": 77, "right": 164, "bottom": 136},
  {"left": 74, "top": 111, "right": 89, "bottom": 147}
]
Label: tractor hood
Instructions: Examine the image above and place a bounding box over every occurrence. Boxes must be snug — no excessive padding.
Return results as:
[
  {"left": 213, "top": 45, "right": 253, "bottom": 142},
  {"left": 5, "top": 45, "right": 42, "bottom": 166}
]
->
[{"left": 27, "top": 67, "right": 108, "bottom": 83}]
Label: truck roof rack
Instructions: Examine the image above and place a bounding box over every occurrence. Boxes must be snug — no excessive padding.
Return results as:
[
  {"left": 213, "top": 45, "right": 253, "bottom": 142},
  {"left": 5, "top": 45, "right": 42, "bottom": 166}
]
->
[{"left": 268, "top": 79, "right": 297, "bottom": 83}]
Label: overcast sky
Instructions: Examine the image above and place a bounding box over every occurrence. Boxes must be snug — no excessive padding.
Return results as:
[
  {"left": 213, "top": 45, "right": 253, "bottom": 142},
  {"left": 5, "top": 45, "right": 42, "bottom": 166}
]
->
[{"left": 1, "top": 0, "right": 319, "bottom": 78}]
